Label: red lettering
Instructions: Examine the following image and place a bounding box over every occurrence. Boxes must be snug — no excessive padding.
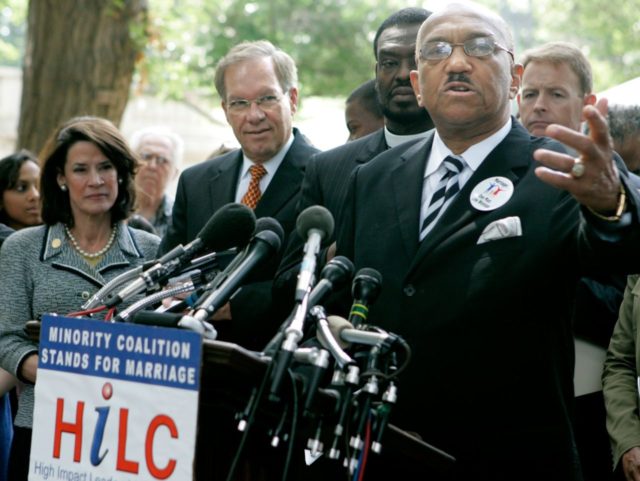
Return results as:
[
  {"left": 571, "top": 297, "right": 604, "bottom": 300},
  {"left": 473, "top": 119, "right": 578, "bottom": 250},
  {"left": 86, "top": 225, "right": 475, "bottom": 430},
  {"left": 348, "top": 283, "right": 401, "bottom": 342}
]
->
[
  {"left": 145, "top": 415, "right": 178, "bottom": 479},
  {"left": 53, "top": 399, "right": 84, "bottom": 462},
  {"left": 116, "top": 408, "right": 139, "bottom": 473}
]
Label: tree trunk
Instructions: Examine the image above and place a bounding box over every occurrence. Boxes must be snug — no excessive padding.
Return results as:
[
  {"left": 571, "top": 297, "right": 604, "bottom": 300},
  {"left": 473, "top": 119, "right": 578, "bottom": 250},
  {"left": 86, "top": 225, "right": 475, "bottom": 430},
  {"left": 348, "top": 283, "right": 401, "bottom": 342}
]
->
[{"left": 17, "top": 0, "right": 148, "bottom": 155}]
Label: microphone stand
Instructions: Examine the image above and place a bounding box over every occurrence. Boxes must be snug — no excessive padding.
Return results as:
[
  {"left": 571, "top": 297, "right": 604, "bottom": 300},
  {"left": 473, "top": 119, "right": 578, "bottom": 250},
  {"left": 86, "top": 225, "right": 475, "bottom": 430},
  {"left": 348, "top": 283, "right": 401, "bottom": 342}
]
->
[
  {"left": 269, "top": 289, "right": 310, "bottom": 401},
  {"left": 348, "top": 345, "right": 382, "bottom": 475},
  {"left": 114, "top": 278, "right": 197, "bottom": 323}
]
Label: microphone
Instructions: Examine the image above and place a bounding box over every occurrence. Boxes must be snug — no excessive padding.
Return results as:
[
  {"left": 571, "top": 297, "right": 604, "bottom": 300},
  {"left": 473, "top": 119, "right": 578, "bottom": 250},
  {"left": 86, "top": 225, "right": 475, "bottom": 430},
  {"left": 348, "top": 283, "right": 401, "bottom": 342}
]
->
[
  {"left": 371, "top": 382, "right": 398, "bottom": 454},
  {"left": 261, "top": 256, "right": 354, "bottom": 356},
  {"left": 322, "top": 315, "right": 397, "bottom": 349},
  {"left": 105, "top": 203, "right": 256, "bottom": 308},
  {"left": 348, "top": 268, "right": 382, "bottom": 328},
  {"left": 291, "top": 347, "right": 331, "bottom": 415},
  {"left": 269, "top": 207, "right": 334, "bottom": 400},
  {"left": 157, "top": 202, "right": 256, "bottom": 266},
  {"left": 190, "top": 217, "right": 284, "bottom": 322},
  {"left": 307, "top": 256, "right": 354, "bottom": 309},
  {"left": 312, "top": 309, "right": 354, "bottom": 367},
  {"left": 131, "top": 311, "right": 217, "bottom": 339},
  {"left": 294, "top": 205, "right": 335, "bottom": 302}
]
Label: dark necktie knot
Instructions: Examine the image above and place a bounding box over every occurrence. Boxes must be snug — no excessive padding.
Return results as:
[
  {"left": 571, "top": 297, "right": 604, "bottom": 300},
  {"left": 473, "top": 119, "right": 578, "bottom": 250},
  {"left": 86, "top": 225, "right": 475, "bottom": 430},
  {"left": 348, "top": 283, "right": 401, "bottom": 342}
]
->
[{"left": 443, "top": 155, "right": 464, "bottom": 175}]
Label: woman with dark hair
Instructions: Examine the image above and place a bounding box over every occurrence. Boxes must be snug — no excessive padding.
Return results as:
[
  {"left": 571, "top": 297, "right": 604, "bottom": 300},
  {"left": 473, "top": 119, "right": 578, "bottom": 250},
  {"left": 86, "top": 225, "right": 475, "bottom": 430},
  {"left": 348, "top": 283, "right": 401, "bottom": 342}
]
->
[
  {"left": 0, "top": 149, "right": 42, "bottom": 248},
  {"left": 0, "top": 116, "right": 160, "bottom": 480},
  {"left": 0, "top": 149, "right": 41, "bottom": 480}
]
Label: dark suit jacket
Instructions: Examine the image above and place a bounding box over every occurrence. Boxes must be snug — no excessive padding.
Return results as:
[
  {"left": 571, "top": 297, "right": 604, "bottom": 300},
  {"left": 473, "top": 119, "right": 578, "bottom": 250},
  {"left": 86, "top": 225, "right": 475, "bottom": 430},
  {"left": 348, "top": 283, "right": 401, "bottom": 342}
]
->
[
  {"left": 296, "top": 128, "right": 387, "bottom": 216},
  {"left": 273, "top": 129, "right": 389, "bottom": 313},
  {"left": 335, "top": 120, "right": 640, "bottom": 481},
  {"left": 160, "top": 128, "right": 319, "bottom": 349}
]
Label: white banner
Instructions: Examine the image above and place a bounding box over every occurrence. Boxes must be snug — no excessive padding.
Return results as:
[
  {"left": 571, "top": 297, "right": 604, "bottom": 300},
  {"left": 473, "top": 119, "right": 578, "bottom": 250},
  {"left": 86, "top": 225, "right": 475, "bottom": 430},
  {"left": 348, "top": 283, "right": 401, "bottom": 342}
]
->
[{"left": 30, "top": 314, "right": 202, "bottom": 481}]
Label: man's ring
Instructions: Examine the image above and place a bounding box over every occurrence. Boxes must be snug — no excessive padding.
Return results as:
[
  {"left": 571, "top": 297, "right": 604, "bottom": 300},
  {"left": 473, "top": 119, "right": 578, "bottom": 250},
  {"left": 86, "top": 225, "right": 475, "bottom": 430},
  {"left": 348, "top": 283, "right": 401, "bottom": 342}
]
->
[{"left": 571, "top": 159, "right": 585, "bottom": 179}]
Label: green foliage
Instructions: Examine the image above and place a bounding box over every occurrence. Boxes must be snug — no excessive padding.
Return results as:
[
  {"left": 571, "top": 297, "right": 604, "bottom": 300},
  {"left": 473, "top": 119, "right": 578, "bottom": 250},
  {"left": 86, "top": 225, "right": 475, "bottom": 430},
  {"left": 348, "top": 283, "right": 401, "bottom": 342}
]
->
[
  {"left": 2, "top": 0, "right": 639, "bottom": 100},
  {"left": 531, "top": 0, "right": 640, "bottom": 90},
  {"left": 200, "top": 0, "right": 383, "bottom": 96},
  {"left": 0, "top": 0, "right": 27, "bottom": 66},
  {"left": 136, "top": 0, "right": 410, "bottom": 101}
]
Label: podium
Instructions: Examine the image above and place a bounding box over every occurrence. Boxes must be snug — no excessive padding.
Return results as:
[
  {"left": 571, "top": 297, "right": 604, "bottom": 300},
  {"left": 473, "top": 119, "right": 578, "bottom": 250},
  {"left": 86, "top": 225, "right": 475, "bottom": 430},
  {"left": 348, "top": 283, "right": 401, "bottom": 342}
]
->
[
  {"left": 26, "top": 321, "right": 455, "bottom": 480},
  {"left": 197, "top": 339, "right": 455, "bottom": 480}
]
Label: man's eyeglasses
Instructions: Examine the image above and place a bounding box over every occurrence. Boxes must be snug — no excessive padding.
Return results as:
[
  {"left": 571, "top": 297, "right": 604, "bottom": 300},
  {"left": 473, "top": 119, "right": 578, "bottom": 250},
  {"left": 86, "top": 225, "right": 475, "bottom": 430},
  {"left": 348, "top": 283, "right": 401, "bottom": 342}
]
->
[
  {"left": 419, "top": 36, "right": 514, "bottom": 62},
  {"left": 139, "top": 152, "right": 171, "bottom": 166},
  {"left": 227, "top": 94, "right": 284, "bottom": 113}
]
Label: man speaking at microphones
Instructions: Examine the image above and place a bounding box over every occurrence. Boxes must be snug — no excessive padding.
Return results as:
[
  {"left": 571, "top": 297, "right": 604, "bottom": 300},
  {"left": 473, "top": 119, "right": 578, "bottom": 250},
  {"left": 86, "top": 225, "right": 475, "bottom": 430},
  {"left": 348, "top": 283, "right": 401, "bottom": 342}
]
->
[
  {"left": 336, "top": 3, "right": 640, "bottom": 481},
  {"left": 160, "top": 40, "right": 318, "bottom": 350}
]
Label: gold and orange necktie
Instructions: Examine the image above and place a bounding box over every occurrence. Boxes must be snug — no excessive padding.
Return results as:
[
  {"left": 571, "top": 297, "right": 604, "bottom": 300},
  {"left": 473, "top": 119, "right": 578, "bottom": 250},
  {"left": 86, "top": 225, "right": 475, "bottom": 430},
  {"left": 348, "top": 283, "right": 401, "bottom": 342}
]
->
[{"left": 241, "top": 164, "right": 268, "bottom": 209}]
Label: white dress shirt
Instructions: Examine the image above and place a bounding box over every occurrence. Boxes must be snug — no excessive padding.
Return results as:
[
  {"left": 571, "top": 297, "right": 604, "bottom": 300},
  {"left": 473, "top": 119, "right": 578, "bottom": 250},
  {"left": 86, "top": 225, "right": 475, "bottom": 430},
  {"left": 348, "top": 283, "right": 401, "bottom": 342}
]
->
[
  {"left": 234, "top": 133, "right": 295, "bottom": 203},
  {"left": 419, "top": 119, "right": 512, "bottom": 240}
]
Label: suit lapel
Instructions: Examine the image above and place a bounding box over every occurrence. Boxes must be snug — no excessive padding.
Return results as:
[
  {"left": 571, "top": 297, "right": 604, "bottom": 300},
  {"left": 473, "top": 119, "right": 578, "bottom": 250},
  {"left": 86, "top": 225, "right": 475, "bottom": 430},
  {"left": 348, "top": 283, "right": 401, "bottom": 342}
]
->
[
  {"left": 207, "top": 152, "right": 241, "bottom": 212},
  {"left": 358, "top": 129, "right": 387, "bottom": 165},
  {"left": 255, "top": 133, "right": 309, "bottom": 218},
  {"left": 391, "top": 135, "right": 434, "bottom": 261},
  {"left": 408, "top": 121, "right": 533, "bottom": 276},
  {"left": 42, "top": 222, "right": 140, "bottom": 287}
]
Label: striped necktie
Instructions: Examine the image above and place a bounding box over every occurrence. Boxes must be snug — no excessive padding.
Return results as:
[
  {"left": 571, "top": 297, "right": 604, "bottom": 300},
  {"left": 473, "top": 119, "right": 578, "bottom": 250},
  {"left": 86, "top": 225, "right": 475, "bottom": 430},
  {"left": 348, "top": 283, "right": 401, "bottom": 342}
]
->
[
  {"left": 420, "top": 155, "right": 465, "bottom": 238},
  {"left": 241, "top": 164, "right": 267, "bottom": 209}
]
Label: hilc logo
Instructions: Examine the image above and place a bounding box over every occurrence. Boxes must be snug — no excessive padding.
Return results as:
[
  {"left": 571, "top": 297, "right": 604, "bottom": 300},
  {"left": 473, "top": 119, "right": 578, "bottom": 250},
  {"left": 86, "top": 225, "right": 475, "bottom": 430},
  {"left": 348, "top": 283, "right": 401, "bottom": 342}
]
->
[{"left": 52, "top": 382, "right": 179, "bottom": 480}]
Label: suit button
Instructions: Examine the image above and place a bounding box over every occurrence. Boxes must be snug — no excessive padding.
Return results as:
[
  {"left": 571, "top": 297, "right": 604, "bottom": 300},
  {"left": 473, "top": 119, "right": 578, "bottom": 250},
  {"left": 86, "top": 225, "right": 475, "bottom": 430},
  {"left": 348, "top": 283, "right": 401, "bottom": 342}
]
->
[{"left": 403, "top": 284, "right": 416, "bottom": 297}]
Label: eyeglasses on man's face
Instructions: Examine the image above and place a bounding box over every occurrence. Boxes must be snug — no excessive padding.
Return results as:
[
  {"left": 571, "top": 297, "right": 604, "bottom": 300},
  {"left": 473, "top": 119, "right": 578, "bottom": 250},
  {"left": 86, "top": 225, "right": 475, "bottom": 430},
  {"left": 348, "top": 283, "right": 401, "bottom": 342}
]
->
[
  {"left": 138, "top": 152, "right": 172, "bottom": 167},
  {"left": 226, "top": 93, "right": 285, "bottom": 113},
  {"left": 419, "top": 36, "right": 514, "bottom": 62}
]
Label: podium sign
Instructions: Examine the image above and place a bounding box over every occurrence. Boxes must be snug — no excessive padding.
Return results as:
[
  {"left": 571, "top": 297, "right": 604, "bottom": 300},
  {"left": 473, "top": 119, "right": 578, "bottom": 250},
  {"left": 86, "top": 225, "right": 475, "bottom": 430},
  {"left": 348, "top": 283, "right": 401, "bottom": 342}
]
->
[{"left": 30, "top": 315, "right": 201, "bottom": 481}]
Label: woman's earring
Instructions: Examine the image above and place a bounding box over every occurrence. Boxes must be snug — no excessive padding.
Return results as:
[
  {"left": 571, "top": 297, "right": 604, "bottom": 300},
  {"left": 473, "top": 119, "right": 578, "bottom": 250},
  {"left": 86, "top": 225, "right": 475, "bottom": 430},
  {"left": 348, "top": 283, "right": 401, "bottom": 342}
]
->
[
  {"left": 60, "top": 184, "right": 67, "bottom": 191},
  {"left": 118, "top": 178, "right": 123, "bottom": 185}
]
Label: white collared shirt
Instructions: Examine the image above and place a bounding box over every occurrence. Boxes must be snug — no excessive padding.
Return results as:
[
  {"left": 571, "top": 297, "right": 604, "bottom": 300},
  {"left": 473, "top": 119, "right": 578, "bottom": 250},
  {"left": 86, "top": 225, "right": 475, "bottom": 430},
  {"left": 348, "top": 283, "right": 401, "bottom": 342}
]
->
[
  {"left": 419, "top": 119, "right": 512, "bottom": 240},
  {"left": 384, "top": 126, "right": 431, "bottom": 149},
  {"left": 234, "top": 133, "right": 295, "bottom": 204}
]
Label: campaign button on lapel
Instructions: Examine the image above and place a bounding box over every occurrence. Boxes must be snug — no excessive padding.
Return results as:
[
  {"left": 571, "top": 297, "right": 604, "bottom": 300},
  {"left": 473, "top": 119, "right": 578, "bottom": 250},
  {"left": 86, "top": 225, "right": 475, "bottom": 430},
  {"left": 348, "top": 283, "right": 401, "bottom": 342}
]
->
[{"left": 470, "top": 176, "right": 514, "bottom": 211}]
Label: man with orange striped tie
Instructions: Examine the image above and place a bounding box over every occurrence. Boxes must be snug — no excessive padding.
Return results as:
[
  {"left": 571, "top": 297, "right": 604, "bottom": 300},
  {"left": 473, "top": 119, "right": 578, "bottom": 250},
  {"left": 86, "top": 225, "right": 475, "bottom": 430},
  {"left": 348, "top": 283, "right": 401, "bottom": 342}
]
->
[{"left": 159, "top": 40, "right": 318, "bottom": 350}]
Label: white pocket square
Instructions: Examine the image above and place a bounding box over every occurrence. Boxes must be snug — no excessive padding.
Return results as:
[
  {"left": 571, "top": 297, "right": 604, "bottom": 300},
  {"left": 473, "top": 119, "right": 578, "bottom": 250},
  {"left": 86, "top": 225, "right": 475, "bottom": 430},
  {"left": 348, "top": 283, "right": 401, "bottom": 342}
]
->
[{"left": 477, "top": 216, "right": 522, "bottom": 244}]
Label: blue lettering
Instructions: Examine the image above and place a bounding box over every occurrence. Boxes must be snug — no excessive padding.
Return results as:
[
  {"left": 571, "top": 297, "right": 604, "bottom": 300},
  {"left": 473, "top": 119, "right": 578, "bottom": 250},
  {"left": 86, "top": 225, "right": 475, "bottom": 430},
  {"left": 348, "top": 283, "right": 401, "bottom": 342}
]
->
[{"left": 90, "top": 406, "right": 110, "bottom": 466}]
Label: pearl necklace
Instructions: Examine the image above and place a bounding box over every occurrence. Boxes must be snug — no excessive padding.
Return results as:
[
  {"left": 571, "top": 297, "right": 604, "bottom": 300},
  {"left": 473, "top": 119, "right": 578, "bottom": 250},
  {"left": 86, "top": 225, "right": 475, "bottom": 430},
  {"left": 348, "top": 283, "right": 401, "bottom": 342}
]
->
[{"left": 65, "top": 224, "right": 118, "bottom": 259}]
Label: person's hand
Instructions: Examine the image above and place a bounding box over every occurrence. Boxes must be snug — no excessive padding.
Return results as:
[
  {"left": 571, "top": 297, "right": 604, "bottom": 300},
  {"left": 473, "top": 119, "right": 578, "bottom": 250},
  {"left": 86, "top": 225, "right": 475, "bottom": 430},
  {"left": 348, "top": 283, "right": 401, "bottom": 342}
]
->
[
  {"left": 20, "top": 353, "right": 38, "bottom": 384},
  {"left": 533, "top": 98, "right": 622, "bottom": 215},
  {"left": 622, "top": 446, "right": 640, "bottom": 481}
]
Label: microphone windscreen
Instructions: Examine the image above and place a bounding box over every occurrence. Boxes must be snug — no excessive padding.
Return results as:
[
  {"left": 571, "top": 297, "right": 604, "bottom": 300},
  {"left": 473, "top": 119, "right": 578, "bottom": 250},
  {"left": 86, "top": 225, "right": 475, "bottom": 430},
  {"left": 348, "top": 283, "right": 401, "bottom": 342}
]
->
[
  {"left": 254, "top": 229, "right": 283, "bottom": 255},
  {"left": 254, "top": 217, "right": 285, "bottom": 244},
  {"left": 296, "top": 205, "right": 334, "bottom": 241},
  {"left": 326, "top": 315, "right": 353, "bottom": 350},
  {"left": 322, "top": 255, "right": 355, "bottom": 288},
  {"left": 354, "top": 267, "right": 383, "bottom": 286},
  {"left": 198, "top": 203, "right": 256, "bottom": 251}
]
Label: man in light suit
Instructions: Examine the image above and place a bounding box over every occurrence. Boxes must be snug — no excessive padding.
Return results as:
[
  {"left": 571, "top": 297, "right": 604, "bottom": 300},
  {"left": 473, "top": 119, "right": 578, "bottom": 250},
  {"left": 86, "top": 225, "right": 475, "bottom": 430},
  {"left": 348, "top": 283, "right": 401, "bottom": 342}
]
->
[
  {"left": 274, "top": 8, "right": 433, "bottom": 310},
  {"left": 160, "top": 40, "right": 318, "bottom": 349},
  {"left": 335, "top": 3, "right": 640, "bottom": 480}
]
